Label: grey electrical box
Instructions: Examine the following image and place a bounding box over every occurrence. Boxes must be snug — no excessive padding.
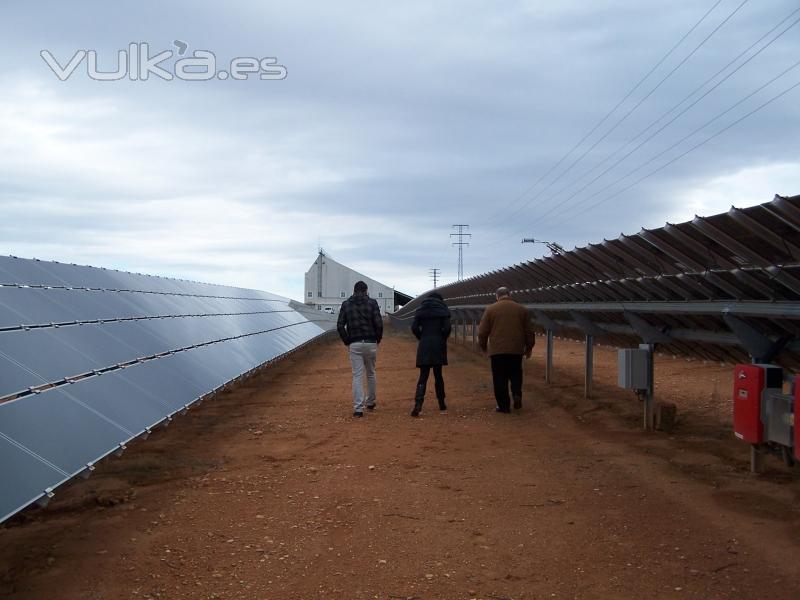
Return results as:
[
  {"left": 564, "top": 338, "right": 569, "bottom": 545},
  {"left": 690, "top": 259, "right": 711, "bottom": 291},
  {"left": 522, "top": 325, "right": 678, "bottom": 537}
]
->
[
  {"left": 618, "top": 348, "right": 650, "bottom": 389},
  {"left": 763, "top": 388, "right": 793, "bottom": 447}
]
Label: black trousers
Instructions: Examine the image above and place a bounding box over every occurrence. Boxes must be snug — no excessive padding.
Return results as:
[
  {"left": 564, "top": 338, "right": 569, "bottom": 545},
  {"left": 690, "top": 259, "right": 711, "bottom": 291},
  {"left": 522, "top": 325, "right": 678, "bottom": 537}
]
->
[
  {"left": 417, "top": 365, "right": 445, "bottom": 400},
  {"left": 490, "top": 354, "right": 523, "bottom": 410}
]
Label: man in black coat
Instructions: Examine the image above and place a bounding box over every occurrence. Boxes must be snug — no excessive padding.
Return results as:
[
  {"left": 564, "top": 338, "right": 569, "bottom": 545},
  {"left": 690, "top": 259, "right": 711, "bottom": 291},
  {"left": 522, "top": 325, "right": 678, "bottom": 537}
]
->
[
  {"left": 410, "top": 292, "right": 451, "bottom": 416},
  {"left": 337, "top": 281, "right": 383, "bottom": 417}
]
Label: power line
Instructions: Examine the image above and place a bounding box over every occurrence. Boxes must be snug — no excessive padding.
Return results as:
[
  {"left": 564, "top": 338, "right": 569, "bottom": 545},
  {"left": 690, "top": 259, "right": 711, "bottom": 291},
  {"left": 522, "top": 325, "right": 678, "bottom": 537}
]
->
[
  {"left": 527, "top": 7, "right": 800, "bottom": 229},
  {"left": 479, "top": 0, "right": 725, "bottom": 231},
  {"left": 481, "top": 0, "right": 747, "bottom": 243},
  {"left": 545, "top": 65, "right": 800, "bottom": 230},
  {"left": 450, "top": 225, "right": 471, "bottom": 281}
]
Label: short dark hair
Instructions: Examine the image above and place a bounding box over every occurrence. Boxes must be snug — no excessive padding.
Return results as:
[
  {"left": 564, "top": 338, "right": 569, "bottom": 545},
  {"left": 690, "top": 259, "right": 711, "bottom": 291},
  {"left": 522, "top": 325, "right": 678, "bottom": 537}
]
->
[{"left": 354, "top": 281, "right": 368, "bottom": 294}]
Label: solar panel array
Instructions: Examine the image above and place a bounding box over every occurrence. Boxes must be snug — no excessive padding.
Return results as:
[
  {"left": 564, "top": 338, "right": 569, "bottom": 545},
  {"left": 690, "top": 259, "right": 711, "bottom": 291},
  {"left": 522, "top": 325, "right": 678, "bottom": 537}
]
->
[
  {"left": 0, "top": 256, "right": 333, "bottom": 523},
  {"left": 392, "top": 194, "right": 800, "bottom": 367}
]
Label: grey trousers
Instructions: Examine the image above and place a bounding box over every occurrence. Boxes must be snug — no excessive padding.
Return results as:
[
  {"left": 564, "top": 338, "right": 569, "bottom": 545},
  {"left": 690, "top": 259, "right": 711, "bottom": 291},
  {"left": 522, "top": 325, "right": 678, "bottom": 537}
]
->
[{"left": 349, "top": 342, "right": 377, "bottom": 411}]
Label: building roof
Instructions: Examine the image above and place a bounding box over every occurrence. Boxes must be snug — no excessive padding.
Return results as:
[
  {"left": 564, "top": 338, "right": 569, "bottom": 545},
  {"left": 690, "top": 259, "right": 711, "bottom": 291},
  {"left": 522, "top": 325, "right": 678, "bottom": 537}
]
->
[{"left": 306, "top": 252, "right": 412, "bottom": 304}]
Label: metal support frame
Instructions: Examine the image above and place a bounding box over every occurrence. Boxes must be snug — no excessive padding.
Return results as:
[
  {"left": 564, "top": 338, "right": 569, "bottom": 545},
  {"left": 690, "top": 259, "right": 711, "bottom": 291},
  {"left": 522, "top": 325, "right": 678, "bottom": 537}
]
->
[
  {"left": 35, "top": 490, "right": 54, "bottom": 509},
  {"left": 534, "top": 310, "right": 560, "bottom": 332},
  {"left": 439, "top": 308, "right": 800, "bottom": 352},
  {"left": 568, "top": 311, "right": 605, "bottom": 337},
  {"left": 723, "top": 314, "right": 791, "bottom": 363},
  {"left": 625, "top": 312, "right": 671, "bottom": 345},
  {"left": 394, "top": 197, "right": 800, "bottom": 375},
  {"left": 446, "top": 300, "right": 800, "bottom": 320}
]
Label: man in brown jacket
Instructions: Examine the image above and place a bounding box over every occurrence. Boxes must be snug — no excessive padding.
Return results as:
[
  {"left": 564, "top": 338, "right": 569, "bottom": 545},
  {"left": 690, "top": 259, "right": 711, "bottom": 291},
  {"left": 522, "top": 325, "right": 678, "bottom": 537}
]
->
[{"left": 477, "top": 287, "right": 535, "bottom": 413}]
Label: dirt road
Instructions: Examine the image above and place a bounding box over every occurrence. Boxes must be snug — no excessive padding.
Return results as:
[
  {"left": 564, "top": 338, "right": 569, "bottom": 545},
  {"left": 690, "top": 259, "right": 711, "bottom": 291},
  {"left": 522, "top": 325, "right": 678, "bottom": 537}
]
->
[{"left": 1, "top": 330, "right": 799, "bottom": 599}]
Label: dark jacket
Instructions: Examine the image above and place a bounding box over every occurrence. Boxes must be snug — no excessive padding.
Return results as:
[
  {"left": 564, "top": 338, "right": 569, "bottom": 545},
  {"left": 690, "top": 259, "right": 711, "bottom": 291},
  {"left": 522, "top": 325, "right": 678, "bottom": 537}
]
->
[
  {"left": 337, "top": 293, "right": 383, "bottom": 345},
  {"left": 477, "top": 296, "right": 535, "bottom": 356},
  {"left": 411, "top": 296, "right": 452, "bottom": 367}
]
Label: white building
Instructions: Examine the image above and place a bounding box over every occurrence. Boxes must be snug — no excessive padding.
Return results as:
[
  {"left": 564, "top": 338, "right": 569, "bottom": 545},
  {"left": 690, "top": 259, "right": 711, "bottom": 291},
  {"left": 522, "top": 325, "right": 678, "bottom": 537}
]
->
[{"left": 303, "top": 251, "right": 412, "bottom": 316}]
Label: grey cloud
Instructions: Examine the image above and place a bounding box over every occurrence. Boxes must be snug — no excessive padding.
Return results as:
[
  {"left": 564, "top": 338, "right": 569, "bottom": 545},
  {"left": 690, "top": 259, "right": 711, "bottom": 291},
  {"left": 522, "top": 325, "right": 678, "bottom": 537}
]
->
[{"left": 0, "top": 0, "right": 798, "bottom": 297}]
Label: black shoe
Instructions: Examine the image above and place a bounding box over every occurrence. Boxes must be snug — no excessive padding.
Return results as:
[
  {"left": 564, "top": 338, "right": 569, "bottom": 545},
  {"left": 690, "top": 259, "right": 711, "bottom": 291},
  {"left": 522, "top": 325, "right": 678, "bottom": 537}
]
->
[
  {"left": 353, "top": 411, "right": 364, "bottom": 417},
  {"left": 411, "top": 400, "right": 423, "bottom": 417},
  {"left": 412, "top": 384, "right": 426, "bottom": 417},
  {"left": 366, "top": 403, "right": 376, "bottom": 411},
  {"left": 513, "top": 395, "right": 522, "bottom": 410},
  {"left": 495, "top": 406, "right": 511, "bottom": 414},
  {"left": 438, "top": 398, "right": 447, "bottom": 411}
]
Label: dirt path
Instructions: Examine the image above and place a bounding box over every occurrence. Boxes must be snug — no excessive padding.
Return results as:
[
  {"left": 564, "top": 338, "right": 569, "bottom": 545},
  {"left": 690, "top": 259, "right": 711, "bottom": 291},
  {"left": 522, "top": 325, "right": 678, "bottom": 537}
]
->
[{"left": 1, "top": 331, "right": 799, "bottom": 599}]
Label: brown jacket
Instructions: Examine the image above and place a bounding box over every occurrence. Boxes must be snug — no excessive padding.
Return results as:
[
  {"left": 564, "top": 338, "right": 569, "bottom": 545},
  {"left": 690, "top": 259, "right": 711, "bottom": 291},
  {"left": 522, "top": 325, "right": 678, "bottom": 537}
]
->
[{"left": 477, "top": 297, "right": 535, "bottom": 356}]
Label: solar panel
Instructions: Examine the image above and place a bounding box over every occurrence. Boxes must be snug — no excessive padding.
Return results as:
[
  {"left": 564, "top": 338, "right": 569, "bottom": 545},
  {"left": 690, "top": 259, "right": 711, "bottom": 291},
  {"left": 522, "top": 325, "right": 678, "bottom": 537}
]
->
[
  {"left": 116, "top": 357, "right": 208, "bottom": 412},
  {"left": 60, "top": 369, "right": 175, "bottom": 433},
  {"left": 0, "top": 434, "right": 67, "bottom": 523},
  {"left": 0, "top": 312, "right": 319, "bottom": 400},
  {"left": 0, "top": 328, "right": 107, "bottom": 396},
  {"left": 35, "top": 260, "right": 134, "bottom": 290},
  {"left": 92, "top": 320, "right": 176, "bottom": 361},
  {"left": 0, "top": 257, "right": 68, "bottom": 287},
  {"left": 0, "top": 352, "right": 51, "bottom": 398},
  {"left": 184, "top": 343, "right": 254, "bottom": 383},
  {"left": 0, "top": 256, "right": 334, "bottom": 523},
  {"left": 0, "top": 390, "right": 132, "bottom": 477},
  {"left": 0, "top": 286, "right": 83, "bottom": 329}
]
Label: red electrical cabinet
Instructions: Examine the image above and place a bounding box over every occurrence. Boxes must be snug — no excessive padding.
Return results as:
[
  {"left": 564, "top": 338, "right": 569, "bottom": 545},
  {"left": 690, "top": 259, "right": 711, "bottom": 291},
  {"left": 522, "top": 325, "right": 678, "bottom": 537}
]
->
[
  {"left": 733, "top": 365, "right": 766, "bottom": 443},
  {"left": 795, "top": 382, "right": 800, "bottom": 461}
]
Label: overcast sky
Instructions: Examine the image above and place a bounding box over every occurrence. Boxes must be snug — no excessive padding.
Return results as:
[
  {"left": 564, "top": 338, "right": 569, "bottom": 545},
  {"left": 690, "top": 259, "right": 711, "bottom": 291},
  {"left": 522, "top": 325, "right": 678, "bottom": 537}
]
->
[{"left": 1, "top": 0, "right": 798, "bottom": 299}]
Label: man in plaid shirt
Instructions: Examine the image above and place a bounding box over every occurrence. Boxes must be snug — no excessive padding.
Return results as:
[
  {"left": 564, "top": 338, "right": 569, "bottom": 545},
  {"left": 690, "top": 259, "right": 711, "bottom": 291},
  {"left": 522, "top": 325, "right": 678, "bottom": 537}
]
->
[{"left": 337, "top": 280, "right": 384, "bottom": 417}]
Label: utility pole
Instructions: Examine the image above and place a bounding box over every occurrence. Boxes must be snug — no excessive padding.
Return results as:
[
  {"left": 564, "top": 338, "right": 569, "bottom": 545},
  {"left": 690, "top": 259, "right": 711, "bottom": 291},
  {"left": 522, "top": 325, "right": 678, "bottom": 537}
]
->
[
  {"left": 429, "top": 268, "right": 440, "bottom": 288},
  {"left": 450, "top": 224, "right": 471, "bottom": 281},
  {"left": 521, "top": 238, "right": 565, "bottom": 256}
]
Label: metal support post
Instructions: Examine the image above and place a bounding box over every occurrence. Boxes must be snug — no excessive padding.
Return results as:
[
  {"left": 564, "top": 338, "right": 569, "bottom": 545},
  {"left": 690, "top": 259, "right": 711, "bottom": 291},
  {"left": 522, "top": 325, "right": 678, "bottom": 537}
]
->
[
  {"left": 640, "top": 343, "right": 655, "bottom": 429},
  {"left": 585, "top": 334, "right": 594, "bottom": 400},
  {"left": 750, "top": 445, "right": 764, "bottom": 474},
  {"left": 471, "top": 319, "right": 477, "bottom": 351},
  {"left": 545, "top": 330, "right": 554, "bottom": 384}
]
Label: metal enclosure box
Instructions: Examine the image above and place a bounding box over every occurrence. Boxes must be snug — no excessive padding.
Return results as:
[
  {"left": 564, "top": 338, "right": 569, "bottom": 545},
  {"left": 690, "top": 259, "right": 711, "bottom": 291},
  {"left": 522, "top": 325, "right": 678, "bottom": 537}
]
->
[
  {"left": 732, "top": 364, "right": 782, "bottom": 444},
  {"left": 618, "top": 349, "right": 649, "bottom": 390},
  {"left": 763, "top": 389, "right": 793, "bottom": 447}
]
